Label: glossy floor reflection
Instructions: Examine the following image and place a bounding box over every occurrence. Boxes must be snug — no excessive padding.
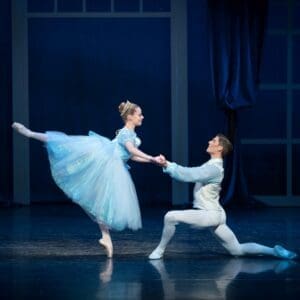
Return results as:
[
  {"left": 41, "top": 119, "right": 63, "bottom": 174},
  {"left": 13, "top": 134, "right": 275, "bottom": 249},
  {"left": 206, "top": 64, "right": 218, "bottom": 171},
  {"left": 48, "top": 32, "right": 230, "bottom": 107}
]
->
[{"left": 0, "top": 205, "right": 300, "bottom": 299}]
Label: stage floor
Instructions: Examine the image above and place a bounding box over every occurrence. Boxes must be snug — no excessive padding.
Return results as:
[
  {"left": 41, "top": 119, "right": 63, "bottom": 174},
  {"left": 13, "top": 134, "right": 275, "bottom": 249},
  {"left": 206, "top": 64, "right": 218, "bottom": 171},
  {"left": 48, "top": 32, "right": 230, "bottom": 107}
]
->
[{"left": 0, "top": 204, "right": 299, "bottom": 299}]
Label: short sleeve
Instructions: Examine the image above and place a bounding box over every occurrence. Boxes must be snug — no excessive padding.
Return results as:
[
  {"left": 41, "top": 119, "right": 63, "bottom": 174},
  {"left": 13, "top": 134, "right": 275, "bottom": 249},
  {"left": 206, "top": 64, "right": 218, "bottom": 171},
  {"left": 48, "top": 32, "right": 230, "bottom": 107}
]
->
[{"left": 116, "top": 128, "right": 136, "bottom": 146}]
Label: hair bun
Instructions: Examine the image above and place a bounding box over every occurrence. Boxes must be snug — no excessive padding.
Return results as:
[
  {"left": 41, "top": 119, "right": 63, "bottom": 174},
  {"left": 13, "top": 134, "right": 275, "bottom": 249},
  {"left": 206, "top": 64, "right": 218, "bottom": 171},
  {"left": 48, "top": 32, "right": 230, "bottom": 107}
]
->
[
  {"left": 118, "top": 100, "right": 138, "bottom": 122},
  {"left": 118, "top": 102, "right": 126, "bottom": 114},
  {"left": 119, "top": 100, "right": 133, "bottom": 116}
]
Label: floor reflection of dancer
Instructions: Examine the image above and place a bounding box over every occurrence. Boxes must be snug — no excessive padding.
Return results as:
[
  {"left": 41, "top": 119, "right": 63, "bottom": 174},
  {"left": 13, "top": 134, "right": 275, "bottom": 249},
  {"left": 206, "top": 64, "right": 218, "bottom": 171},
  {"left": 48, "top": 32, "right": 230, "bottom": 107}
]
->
[
  {"left": 149, "top": 258, "right": 296, "bottom": 300},
  {"left": 99, "top": 259, "right": 113, "bottom": 284},
  {"left": 149, "top": 134, "right": 297, "bottom": 260},
  {"left": 12, "top": 100, "right": 161, "bottom": 258}
]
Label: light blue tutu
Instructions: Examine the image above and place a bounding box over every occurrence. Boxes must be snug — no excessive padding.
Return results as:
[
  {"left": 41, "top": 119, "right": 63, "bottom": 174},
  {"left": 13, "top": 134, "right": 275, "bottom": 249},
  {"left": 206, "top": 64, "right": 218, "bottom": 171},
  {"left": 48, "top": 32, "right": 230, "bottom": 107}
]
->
[{"left": 45, "top": 127, "right": 142, "bottom": 231}]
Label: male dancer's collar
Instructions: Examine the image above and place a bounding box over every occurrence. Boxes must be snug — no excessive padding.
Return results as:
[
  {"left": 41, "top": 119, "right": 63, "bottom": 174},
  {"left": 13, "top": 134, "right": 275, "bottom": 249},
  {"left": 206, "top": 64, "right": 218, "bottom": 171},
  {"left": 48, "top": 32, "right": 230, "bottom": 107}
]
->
[{"left": 208, "top": 158, "right": 223, "bottom": 164}]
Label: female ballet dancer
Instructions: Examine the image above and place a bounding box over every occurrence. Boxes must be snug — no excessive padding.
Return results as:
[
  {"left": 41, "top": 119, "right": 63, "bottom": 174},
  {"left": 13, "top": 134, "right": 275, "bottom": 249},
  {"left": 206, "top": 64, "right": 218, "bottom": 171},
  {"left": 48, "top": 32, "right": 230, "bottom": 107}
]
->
[{"left": 12, "top": 100, "right": 161, "bottom": 258}]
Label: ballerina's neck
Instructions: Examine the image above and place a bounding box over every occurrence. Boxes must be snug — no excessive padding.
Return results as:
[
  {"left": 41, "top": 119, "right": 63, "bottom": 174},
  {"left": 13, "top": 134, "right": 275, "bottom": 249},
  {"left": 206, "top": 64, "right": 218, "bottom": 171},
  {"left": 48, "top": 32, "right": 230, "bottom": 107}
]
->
[{"left": 124, "top": 125, "right": 135, "bottom": 131}]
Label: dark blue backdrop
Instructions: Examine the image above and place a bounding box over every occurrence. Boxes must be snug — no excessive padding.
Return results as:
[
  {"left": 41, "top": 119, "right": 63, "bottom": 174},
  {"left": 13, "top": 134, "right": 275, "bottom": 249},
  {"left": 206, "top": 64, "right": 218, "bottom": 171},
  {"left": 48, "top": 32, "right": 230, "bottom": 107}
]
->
[
  {"left": 1, "top": 0, "right": 299, "bottom": 206},
  {"left": 0, "top": 0, "right": 12, "bottom": 205},
  {"left": 28, "top": 17, "right": 171, "bottom": 205},
  {"left": 207, "top": 0, "right": 268, "bottom": 206}
]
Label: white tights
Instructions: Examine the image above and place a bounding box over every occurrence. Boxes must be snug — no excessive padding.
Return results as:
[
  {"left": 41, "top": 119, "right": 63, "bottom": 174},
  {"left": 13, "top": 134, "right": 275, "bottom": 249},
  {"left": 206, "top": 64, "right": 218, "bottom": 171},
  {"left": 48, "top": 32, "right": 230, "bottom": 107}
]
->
[
  {"left": 12, "top": 122, "right": 48, "bottom": 142},
  {"left": 155, "top": 209, "right": 275, "bottom": 257}
]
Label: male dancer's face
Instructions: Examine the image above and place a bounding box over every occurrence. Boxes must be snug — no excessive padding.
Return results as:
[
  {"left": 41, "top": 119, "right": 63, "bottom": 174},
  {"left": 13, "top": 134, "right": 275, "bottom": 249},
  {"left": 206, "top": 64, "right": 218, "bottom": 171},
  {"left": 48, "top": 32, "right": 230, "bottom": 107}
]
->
[{"left": 206, "top": 136, "right": 223, "bottom": 157}]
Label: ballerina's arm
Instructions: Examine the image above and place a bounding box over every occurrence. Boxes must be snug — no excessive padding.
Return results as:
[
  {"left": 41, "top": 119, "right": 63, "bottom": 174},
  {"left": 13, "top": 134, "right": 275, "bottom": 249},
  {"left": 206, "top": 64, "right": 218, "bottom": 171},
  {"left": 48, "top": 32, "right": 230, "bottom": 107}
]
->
[
  {"left": 131, "top": 155, "right": 152, "bottom": 163},
  {"left": 125, "top": 141, "right": 161, "bottom": 163}
]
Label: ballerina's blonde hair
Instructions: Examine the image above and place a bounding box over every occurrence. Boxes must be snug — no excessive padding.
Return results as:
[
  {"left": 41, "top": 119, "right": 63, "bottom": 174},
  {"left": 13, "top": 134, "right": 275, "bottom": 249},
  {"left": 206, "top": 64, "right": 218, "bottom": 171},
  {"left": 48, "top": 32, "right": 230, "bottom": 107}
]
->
[{"left": 118, "top": 100, "right": 139, "bottom": 122}]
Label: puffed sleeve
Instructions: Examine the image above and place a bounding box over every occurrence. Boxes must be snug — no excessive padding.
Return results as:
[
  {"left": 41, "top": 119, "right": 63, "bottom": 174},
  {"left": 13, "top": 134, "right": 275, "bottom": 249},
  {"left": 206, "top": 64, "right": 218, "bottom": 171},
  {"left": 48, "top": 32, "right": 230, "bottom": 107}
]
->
[{"left": 116, "top": 129, "right": 136, "bottom": 147}]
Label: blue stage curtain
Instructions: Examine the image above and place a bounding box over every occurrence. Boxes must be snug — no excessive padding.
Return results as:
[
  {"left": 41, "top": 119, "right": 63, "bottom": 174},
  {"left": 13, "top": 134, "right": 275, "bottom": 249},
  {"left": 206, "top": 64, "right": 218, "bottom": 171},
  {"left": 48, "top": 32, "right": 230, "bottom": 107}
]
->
[{"left": 207, "top": 0, "right": 268, "bottom": 206}]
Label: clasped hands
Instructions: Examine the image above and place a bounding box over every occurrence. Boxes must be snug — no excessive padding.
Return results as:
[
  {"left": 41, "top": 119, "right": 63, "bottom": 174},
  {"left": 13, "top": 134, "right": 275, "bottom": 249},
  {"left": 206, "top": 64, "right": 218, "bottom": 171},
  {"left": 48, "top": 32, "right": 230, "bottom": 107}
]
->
[{"left": 151, "top": 155, "right": 167, "bottom": 167}]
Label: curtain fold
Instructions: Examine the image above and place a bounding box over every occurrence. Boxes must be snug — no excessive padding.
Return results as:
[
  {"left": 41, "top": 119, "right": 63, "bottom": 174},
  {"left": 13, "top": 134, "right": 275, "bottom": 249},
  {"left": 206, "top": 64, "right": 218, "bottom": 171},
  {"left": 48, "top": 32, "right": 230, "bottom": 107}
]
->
[{"left": 207, "top": 0, "right": 268, "bottom": 206}]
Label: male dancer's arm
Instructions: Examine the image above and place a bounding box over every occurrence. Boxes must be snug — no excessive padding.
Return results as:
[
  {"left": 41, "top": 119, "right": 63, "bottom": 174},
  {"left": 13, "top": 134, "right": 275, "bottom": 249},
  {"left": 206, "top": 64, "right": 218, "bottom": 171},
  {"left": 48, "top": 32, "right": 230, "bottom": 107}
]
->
[{"left": 162, "top": 161, "right": 220, "bottom": 183}]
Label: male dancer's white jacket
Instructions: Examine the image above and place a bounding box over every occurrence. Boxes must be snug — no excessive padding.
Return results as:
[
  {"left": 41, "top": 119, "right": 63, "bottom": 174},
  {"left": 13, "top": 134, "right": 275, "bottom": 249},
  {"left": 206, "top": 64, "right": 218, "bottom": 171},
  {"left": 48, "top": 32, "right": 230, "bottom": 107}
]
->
[{"left": 149, "top": 159, "right": 296, "bottom": 260}]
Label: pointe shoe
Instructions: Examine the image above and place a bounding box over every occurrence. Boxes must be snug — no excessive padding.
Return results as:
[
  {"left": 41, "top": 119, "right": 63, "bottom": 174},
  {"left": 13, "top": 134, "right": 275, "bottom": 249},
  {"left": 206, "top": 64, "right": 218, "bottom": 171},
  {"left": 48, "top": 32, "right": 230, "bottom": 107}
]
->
[
  {"left": 12, "top": 122, "right": 32, "bottom": 138},
  {"left": 148, "top": 247, "right": 164, "bottom": 260},
  {"left": 99, "top": 239, "right": 113, "bottom": 258},
  {"left": 274, "top": 245, "right": 298, "bottom": 260}
]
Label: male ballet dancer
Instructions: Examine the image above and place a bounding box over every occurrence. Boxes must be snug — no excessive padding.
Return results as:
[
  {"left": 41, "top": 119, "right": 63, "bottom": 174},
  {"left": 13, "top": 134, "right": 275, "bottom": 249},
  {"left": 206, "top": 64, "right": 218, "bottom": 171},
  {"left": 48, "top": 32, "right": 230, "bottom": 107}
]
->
[{"left": 149, "top": 134, "right": 297, "bottom": 260}]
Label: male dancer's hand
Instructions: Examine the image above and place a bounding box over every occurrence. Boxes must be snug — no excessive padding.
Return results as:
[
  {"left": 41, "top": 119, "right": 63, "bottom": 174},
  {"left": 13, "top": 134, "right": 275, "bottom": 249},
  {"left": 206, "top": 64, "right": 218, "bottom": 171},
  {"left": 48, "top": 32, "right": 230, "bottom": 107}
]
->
[
  {"left": 157, "top": 154, "right": 168, "bottom": 167},
  {"left": 151, "top": 155, "right": 168, "bottom": 167},
  {"left": 152, "top": 155, "right": 164, "bottom": 165}
]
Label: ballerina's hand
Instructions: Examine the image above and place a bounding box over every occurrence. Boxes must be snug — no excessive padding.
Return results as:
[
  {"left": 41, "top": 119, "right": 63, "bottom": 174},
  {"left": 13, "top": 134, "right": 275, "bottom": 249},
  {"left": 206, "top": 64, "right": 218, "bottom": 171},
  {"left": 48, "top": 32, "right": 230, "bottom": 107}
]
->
[
  {"left": 152, "top": 155, "right": 167, "bottom": 167},
  {"left": 151, "top": 155, "right": 162, "bottom": 165}
]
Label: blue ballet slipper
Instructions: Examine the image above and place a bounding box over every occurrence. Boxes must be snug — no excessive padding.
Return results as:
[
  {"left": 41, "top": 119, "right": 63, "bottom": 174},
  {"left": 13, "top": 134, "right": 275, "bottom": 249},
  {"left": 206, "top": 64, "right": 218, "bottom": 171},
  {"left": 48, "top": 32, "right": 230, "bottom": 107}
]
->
[{"left": 274, "top": 245, "right": 297, "bottom": 260}]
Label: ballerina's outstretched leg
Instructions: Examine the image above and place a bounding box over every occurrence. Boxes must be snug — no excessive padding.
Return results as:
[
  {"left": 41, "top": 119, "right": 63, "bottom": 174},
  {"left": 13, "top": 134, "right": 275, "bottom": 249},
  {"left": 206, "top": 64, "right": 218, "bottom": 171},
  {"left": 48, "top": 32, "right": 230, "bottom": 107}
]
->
[
  {"left": 13, "top": 122, "right": 118, "bottom": 259},
  {"left": 12, "top": 122, "right": 47, "bottom": 142}
]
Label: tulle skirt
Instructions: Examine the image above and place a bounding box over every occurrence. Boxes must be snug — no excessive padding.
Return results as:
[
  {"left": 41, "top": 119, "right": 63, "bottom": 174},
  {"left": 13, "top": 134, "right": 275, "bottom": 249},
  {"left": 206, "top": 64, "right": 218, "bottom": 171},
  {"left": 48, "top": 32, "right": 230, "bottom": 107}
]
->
[{"left": 45, "top": 131, "right": 142, "bottom": 231}]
